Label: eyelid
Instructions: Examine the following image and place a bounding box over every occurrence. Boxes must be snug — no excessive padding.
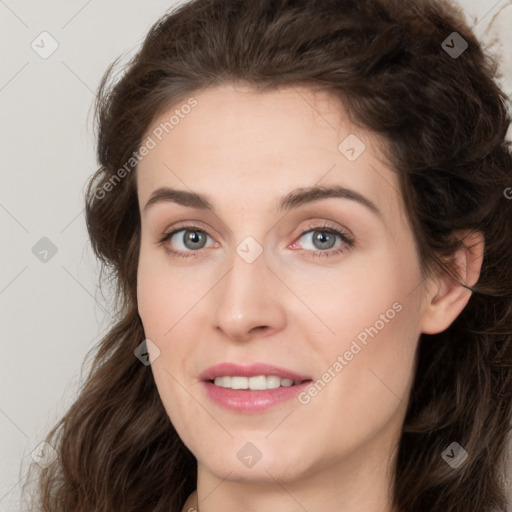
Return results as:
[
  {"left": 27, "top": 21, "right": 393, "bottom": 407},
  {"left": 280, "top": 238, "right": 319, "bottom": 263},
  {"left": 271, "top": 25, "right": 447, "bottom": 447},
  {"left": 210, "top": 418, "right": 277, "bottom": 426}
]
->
[{"left": 160, "top": 221, "right": 212, "bottom": 239}]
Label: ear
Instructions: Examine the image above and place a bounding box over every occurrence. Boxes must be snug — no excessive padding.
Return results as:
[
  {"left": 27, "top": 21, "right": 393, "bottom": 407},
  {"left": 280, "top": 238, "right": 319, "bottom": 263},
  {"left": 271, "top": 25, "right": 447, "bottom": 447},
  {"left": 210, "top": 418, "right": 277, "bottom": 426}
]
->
[{"left": 420, "top": 230, "right": 485, "bottom": 335}]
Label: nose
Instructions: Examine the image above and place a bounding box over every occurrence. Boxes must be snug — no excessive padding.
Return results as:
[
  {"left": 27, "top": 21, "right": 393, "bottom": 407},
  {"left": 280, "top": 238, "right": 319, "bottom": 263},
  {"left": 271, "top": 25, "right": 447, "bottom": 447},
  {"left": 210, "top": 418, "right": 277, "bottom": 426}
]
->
[{"left": 212, "top": 246, "right": 287, "bottom": 343}]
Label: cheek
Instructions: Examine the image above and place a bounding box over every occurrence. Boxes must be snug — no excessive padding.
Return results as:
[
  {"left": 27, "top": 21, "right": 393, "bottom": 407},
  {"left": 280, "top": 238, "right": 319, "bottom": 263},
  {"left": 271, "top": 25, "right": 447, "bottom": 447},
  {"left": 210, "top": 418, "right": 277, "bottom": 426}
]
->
[
  {"left": 137, "top": 234, "right": 226, "bottom": 332},
  {"left": 136, "top": 250, "right": 205, "bottom": 417},
  {"left": 286, "top": 240, "right": 420, "bottom": 346},
  {"left": 137, "top": 278, "right": 169, "bottom": 337},
  {"left": 136, "top": 256, "right": 195, "bottom": 428},
  {"left": 136, "top": 247, "right": 190, "bottom": 335},
  {"left": 293, "top": 296, "right": 420, "bottom": 462},
  {"left": 298, "top": 242, "right": 422, "bottom": 411}
]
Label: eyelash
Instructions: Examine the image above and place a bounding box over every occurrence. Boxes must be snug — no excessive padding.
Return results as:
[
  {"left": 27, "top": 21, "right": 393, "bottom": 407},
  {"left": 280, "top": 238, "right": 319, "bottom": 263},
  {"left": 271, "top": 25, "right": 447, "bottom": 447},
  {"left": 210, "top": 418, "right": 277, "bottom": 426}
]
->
[{"left": 158, "top": 222, "right": 355, "bottom": 259}]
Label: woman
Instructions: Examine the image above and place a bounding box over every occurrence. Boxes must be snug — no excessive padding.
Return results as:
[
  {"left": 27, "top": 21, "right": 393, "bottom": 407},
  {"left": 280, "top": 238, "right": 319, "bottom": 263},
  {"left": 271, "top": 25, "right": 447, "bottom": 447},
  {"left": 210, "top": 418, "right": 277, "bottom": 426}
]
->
[{"left": 24, "top": 0, "right": 512, "bottom": 511}]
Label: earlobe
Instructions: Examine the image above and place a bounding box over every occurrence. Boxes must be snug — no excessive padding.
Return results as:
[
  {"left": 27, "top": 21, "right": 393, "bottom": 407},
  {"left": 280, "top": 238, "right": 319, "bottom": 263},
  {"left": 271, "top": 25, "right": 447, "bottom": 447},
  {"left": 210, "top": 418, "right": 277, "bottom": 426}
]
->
[{"left": 420, "top": 230, "right": 485, "bottom": 335}]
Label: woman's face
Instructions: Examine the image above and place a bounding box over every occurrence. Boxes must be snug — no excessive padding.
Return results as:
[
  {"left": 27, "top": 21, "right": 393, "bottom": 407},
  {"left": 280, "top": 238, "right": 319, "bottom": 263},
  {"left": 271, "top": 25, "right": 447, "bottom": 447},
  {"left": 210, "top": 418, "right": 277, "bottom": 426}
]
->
[{"left": 136, "top": 84, "right": 430, "bottom": 485}]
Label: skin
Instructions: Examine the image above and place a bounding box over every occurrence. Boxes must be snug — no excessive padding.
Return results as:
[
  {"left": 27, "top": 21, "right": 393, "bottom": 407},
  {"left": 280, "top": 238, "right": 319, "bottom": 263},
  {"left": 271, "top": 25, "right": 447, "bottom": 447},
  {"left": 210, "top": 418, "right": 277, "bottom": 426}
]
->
[{"left": 135, "top": 83, "right": 484, "bottom": 512}]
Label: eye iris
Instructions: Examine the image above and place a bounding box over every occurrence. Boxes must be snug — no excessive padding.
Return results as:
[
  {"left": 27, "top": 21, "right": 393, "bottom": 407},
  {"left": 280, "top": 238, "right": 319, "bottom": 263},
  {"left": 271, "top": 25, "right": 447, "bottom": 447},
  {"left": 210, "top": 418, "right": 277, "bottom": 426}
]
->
[
  {"left": 183, "top": 230, "right": 206, "bottom": 250},
  {"left": 313, "top": 230, "right": 336, "bottom": 250}
]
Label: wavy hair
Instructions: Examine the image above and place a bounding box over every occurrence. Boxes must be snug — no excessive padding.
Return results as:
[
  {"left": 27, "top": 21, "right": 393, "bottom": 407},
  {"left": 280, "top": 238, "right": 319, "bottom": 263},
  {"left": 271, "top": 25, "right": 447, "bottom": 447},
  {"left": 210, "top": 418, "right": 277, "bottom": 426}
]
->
[{"left": 23, "top": 0, "right": 512, "bottom": 511}]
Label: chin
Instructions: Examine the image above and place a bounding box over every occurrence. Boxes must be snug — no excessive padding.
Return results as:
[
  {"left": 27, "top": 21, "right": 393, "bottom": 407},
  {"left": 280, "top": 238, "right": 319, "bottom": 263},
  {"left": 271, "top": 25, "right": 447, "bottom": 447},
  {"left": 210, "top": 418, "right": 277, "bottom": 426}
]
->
[{"left": 195, "top": 441, "right": 313, "bottom": 482}]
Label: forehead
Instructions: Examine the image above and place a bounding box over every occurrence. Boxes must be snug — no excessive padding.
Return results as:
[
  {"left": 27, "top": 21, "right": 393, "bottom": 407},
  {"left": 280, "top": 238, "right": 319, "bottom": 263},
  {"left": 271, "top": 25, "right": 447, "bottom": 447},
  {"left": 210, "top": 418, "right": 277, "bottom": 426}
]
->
[
  {"left": 136, "top": 83, "right": 403, "bottom": 226},
  {"left": 142, "top": 83, "right": 362, "bottom": 164}
]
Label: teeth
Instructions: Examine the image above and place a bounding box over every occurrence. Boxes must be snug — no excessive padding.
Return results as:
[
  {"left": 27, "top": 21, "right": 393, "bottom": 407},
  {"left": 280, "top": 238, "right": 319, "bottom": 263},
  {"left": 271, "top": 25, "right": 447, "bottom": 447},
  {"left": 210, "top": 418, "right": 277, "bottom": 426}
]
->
[{"left": 213, "top": 375, "right": 301, "bottom": 390}]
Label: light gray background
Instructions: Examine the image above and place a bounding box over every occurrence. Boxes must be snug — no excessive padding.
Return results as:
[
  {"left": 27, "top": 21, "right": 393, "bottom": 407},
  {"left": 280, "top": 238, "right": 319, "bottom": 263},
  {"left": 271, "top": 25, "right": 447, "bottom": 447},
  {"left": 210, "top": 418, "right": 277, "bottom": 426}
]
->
[{"left": 1, "top": 1, "right": 511, "bottom": 511}]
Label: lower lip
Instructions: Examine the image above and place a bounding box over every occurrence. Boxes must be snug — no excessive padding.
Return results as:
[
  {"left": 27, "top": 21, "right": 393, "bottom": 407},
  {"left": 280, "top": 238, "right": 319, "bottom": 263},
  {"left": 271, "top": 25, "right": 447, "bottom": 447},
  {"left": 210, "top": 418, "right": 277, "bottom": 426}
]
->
[{"left": 202, "top": 380, "right": 312, "bottom": 413}]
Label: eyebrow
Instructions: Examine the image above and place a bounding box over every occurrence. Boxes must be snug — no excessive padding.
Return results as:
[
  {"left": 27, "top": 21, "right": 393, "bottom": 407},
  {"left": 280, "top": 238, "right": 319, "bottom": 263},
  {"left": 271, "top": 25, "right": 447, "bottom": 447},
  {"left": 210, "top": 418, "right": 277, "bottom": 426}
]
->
[{"left": 142, "top": 185, "right": 382, "bottom": 218}]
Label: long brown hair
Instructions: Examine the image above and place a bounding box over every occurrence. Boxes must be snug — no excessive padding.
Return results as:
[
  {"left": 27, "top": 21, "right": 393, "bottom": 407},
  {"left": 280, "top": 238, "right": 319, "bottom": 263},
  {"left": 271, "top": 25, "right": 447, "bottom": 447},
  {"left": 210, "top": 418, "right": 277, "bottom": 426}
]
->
[{"left": 22, "top": 0, "right": 512, "bottom": 510}]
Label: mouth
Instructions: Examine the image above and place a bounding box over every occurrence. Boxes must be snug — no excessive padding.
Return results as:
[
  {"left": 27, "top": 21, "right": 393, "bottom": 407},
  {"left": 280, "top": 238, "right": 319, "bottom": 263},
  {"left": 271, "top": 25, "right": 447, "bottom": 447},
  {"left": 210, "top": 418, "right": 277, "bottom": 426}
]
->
[
  {"left": 199, "top": 362, "right": 313, "bottom": 387},
  {"left": 199, "top": 362, "right": 313, "bottom": 412},
  {"left": 208, "top": 375, "right": 312, "bottom": 390}
]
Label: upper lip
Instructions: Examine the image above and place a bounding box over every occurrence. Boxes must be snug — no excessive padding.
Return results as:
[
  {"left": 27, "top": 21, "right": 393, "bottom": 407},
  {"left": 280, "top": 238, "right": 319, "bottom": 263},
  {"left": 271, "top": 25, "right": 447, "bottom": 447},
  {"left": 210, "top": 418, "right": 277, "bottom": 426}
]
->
[{"left": 199, "top": 362, "right": 312, "bottom": 382}]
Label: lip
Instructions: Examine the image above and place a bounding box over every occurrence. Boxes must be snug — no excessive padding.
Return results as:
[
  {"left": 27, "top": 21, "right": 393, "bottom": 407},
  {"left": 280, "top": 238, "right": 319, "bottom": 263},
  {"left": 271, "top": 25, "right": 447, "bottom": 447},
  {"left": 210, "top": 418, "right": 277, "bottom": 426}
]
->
[
  {"left": 199, "top": 362, "right": 312, "bottom": 382},
  {"left": 199, "top": 362, "right": 313, "bottom": 414},
  {"left": 202, "top": 380, "right": 312, "bottom": 413}
]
